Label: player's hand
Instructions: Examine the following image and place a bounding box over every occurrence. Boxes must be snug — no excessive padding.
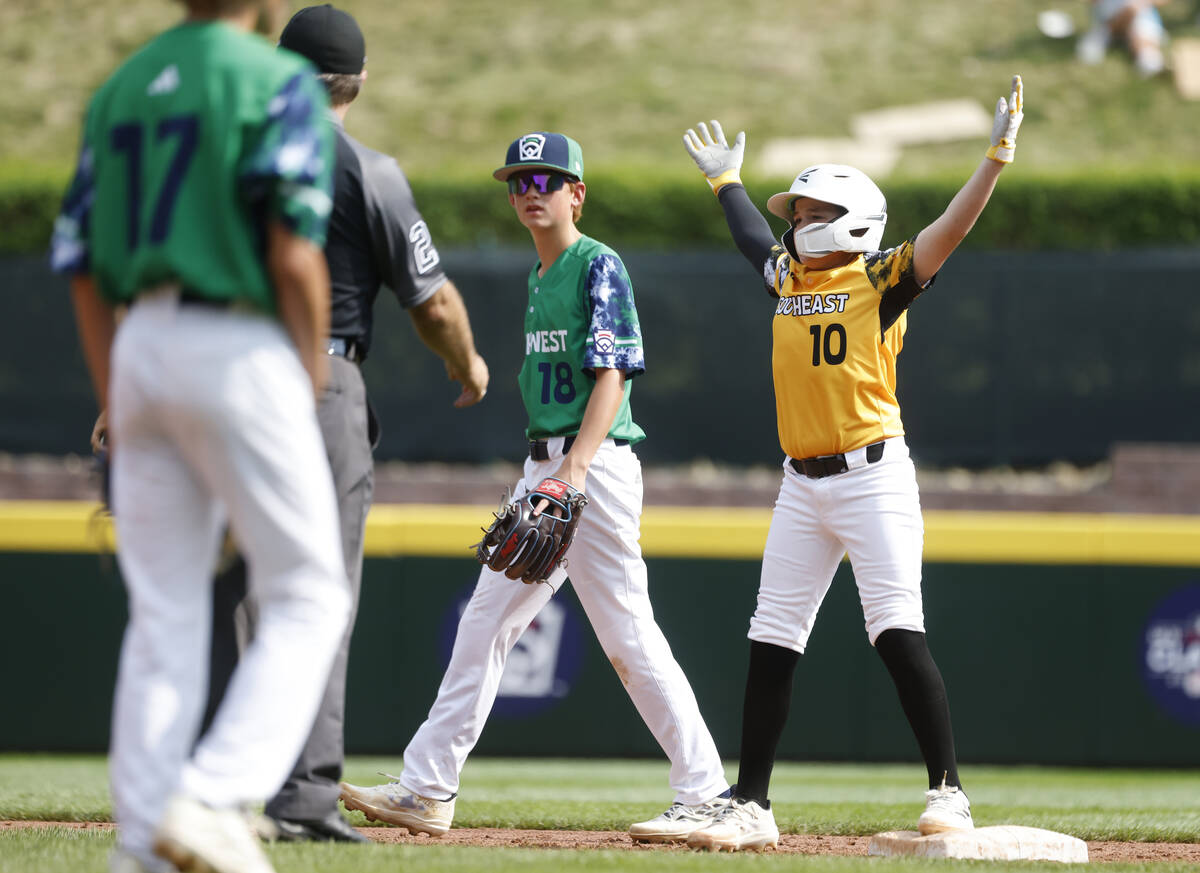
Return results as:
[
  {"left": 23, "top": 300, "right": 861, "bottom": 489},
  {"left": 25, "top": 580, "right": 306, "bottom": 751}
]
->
[
  {"left": 986, "top": 75, "right": 1023, "bottom": 164},
  {"left": 90, "top": 409, "right": 108, "bottom": 454},
  {"left": 540, "top": 465, "right": 587, "bottom": 517},
  {"left": 448, "top": 352, "right": 489, "bottom": 408},
  {"left": 683, "top": 120, "right": 745, "bottom": 195}
]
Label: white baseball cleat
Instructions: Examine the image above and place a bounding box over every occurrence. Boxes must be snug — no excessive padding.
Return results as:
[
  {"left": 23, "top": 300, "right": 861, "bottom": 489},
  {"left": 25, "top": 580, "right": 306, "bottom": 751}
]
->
[
  {"left": 918, "top": 779, "right": 974, "bottom": 835},
  {"left": 628, "top": 793, "right": 731, "bottom": 843},
  {"left": 109, "top": 848, "right": 165, "bottom": 873},
  {"left": 686, "top": 797, "right": 779, "bottom": 852},
  {"left": 153, "top": 792, "right": 275, "bottom": 873},
  {"left": 1076, "top": 25, "right": 1109, "bottom": 64},
  {"left": 339, "top": 776, "right": 455, "bottom": 837}
]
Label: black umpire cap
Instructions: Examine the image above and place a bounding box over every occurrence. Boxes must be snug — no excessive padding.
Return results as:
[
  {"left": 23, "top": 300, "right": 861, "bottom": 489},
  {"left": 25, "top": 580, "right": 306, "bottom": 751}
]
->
[{"left": 279, "top": 4, "right": 366, "bottom": 74}]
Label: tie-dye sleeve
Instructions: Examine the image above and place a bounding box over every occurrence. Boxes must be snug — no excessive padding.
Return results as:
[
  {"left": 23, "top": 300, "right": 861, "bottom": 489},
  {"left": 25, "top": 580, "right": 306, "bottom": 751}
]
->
[
  {"left": 49, "top": 128, "right": 95, "bottom": 275},
  {"left": 582, "top": 253, "right": 645, "bottom": 378},
  {"left": 238, "top": 71, "right": 333, "bottom": 245}
]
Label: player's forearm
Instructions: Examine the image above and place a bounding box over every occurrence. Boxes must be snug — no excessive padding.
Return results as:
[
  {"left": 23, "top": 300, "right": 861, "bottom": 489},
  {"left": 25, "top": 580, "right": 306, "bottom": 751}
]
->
[
  {"left": 70, "top": 275, "right": 115, "bottom": 408},
  {"left": 944, "top": 157, "right": 1004, "bottom": 238},
  {"left": 559, "top": 367, "right": 625, "bottom": 488},
  {"left": 718, "top": 184, "right": 777, "bottom": 270},
  {"left": 267, "top": 221, "right": 331, "bottom": 394},
  {"left": 913, "top": 157, "right": 1003, "bottom": 282},
  {"left": 410, "top": 280, "right": 482, "bottom": 373}
]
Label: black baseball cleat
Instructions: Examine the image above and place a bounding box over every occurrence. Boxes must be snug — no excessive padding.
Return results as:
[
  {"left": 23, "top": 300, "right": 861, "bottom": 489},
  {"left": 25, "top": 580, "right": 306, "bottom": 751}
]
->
[{"left": 267, "top": 810, "right": 368, "bottom": 843}]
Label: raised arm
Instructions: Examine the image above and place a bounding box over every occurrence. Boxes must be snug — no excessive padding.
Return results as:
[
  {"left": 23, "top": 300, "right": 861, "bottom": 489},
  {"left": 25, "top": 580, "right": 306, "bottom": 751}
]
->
[
  {"left": 913, "top": 76, "right": 1023, "bottom": 286},
  {"left": 683, "top": 121, "right": 776, "bottom": 270}
]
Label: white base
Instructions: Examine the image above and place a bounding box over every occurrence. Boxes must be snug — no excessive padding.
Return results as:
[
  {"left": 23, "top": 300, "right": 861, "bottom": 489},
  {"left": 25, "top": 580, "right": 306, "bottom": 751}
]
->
[{"left": 868, "top": 826, "right": 1089, "bottom": 863}]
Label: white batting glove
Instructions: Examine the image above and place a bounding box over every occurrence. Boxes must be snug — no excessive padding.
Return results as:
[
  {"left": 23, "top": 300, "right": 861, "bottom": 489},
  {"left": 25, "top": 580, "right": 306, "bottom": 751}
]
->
[
  {"left": 986, "top": 75, "right": 1023, "bottom": 164},
  {"left": 682, "top": 120, "right": 746, "bottom": 195}
]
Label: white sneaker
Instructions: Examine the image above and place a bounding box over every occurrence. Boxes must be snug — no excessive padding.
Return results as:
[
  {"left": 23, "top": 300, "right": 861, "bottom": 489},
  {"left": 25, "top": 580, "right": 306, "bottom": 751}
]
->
[
  {"left": 918, "top": 780, "right": 974, "bottom": 835},
  {"left": 1135, "top": 46, "right": 1165, "bottom": 77},
  {"left": 686, "top": 797, "right": 779, "bottom": 852},
  {"left": 153, "top": 793, "right": 275, "bottom": 873},
  {"left": 339, "top": 776, "right": 455, "bottom": 837},
  {"left": 1076, "top": 25, "right": 1109, "bottom": 64},
  {"left": 629, "top": 794, "right": 730, "bottom": 843},
  {"left": 109, "top": 848, "right": 165, "bottom": 873}
]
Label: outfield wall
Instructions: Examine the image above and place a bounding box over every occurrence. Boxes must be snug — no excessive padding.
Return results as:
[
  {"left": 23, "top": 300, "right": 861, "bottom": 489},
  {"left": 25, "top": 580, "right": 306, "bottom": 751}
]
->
[
  {"left": 7, "top": 247, "right": 1200, "bottom": 467},
  {"left": 3, "top": 502, "right": 1199, "bottom": 767}
]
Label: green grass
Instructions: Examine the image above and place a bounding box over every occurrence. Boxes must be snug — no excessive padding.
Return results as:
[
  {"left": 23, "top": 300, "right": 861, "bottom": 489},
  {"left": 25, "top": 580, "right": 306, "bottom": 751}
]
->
[
  {"left": 2, "top": 754, "right": 1198, "bottom": 871},
  {"left": 5, "top": 0, "right": 1200, "bottom": 178},
  {"left": 11, "top": 828, "right": 1196, "bottom": 873}
]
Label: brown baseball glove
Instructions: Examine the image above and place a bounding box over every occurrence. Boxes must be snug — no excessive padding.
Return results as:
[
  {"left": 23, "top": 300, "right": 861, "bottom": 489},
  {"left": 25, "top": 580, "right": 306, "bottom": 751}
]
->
[{"left": 473, "top": 477, "right": 588, "bottom": 584}]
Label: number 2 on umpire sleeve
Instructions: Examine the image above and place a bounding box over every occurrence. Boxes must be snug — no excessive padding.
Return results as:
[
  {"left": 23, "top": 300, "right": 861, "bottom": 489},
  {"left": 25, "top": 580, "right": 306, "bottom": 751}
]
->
[
  {"left": 110, "top": 114, "right": 199, "bottom": 250},
  {"left": 538, "top": 362, "right": 577, "bottom": 404}
]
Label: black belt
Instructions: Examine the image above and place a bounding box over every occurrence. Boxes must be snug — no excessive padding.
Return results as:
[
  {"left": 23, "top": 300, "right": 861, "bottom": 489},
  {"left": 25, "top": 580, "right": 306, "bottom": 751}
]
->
[
  {"left": 789, "top": 441, "right": 885, "bottom": 479},
  {"left": 178, "top": 290, "right": 232, "bottom": 309},
  {"left": 327, "top": 337, "right": 363, "bottom": 363},
  {"left": 529, "top": 435, "right": 630, "bottom": 461}
]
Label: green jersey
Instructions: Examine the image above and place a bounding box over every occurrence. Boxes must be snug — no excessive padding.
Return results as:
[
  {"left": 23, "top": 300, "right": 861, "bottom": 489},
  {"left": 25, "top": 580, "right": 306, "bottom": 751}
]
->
[
  {"left": 519, "top": 235, "right": 646, "bottom": 443},
  {"left": 50, "top": 21, "right": 333, "bottom": 311}
]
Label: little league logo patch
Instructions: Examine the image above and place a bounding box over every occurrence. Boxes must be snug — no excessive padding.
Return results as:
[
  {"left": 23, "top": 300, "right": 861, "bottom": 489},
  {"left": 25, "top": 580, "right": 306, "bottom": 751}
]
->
[
  {"left": 593, "top": 330, "right": 615, "bottom": 355},
  {"left": 1141, "top": 583, "right": 1200, "bottom": 726},
  {"left": 441, "top": 579, "right": 584, "bottom": 719},
  {"left": 519, "top": 134, "right": 547, "bottom": 160}
]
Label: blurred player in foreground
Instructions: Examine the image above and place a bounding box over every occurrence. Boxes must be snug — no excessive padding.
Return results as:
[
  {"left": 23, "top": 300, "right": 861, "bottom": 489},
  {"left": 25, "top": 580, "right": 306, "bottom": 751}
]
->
[
  {"left": 201, "top": 3, "right": 489, "bottom": 845},
  {"left": 53, "top": 0, "right": 349, "bottom": 870},
  {"left": 678, "top": 76, "right": 1023, "bottom": 852}
]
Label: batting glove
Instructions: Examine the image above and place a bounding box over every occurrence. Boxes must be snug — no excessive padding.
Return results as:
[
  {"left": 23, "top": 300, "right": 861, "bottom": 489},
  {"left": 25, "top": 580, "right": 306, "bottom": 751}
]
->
[
  {"left": 986, "top": 75, "right": 1023, "bottom": 164},
  {"left": 683, "top": 120, "right": 745, "bottom": 195}
]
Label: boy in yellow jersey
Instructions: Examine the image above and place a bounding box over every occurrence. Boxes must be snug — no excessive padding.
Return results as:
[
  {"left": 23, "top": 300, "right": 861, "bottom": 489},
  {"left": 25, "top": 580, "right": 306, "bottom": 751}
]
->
[{"left": 679, "top": 77, "right": 1023, "bottom": 852}]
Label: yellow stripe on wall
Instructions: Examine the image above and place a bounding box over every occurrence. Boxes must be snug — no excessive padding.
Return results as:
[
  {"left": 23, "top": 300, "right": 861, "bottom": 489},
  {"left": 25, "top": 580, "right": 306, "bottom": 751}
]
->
[
  {"left": 0, "top": 501, "right": 117, "bottom": 553},
  {"left": 1, "top": 501, "right": 1198, "bottom": 567}
]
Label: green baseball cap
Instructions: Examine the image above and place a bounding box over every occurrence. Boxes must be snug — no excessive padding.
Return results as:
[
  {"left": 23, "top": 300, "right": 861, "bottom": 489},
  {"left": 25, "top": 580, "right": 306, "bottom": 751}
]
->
[{"left": 493, "top": 132, "right": 584, "bottom": 181}]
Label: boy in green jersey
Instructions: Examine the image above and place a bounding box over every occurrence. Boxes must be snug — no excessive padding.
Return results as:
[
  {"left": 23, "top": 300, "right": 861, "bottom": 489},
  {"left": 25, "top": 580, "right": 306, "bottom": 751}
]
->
[
  {"left": 52, "top": 2, "right": 349, "bottom": 871},
  {"left": 339, "top": 133, "right": 732, "bottom": 843}
]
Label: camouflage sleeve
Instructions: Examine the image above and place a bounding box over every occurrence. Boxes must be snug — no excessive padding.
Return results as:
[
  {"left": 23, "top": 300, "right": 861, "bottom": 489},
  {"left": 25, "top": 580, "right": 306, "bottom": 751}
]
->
[
  {"left": 49, "top": 124, "right": 95, "bottom": 275},
  {"left": 762, "top": 244, "right": 788, "bottom": 299},
  {"left": 582, "top": 253, "right": 645, "bottom": 379},
  {"left": 239, "top": 71, "right": 334, "bottom": 245},
  {"left": 866, "top": 236, "right": 931, "bottom": 333}
]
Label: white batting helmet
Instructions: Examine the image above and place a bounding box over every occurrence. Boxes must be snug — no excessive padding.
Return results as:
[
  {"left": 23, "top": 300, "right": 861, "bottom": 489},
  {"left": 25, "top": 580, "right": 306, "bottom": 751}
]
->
[{"left": 766, "top": 164, "right": 887, "bottom": 257}]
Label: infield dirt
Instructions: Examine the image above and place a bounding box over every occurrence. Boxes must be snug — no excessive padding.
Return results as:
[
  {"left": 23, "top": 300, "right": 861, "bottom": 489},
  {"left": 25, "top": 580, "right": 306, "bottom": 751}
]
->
[{"left": 3, "top": 821, "right": 1198, "bottom": 863}]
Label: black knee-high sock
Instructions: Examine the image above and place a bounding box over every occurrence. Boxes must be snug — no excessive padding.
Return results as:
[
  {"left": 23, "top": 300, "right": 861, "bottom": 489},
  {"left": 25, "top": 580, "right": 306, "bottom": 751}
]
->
[
  {"left": 874, "top": 628, "right": 962, "bottom": 791},
  {"left": 734, "top": 640, "right": 800, "bottom": 807}
]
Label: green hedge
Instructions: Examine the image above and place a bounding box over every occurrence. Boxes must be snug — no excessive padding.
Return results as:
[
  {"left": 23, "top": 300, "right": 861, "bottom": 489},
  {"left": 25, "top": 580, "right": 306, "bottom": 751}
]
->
[
  {"left": 0, "top": 163, "right": 72, "bottom": 255},
  {"left": 8, "top": 162, "right": 1200, "bottom": 255}
]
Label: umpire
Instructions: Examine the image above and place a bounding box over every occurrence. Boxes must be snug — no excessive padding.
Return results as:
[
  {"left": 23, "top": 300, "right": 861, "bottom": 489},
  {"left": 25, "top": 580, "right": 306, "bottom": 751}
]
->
[{"left": 204, "top": 3, "right": 489, "bottom": 843}]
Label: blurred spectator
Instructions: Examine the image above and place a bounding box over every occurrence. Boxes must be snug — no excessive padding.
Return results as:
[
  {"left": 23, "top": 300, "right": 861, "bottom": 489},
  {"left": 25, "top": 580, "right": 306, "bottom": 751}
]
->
[{"left": 1077, "top": 0, "right": 1169, "bottom": 76}]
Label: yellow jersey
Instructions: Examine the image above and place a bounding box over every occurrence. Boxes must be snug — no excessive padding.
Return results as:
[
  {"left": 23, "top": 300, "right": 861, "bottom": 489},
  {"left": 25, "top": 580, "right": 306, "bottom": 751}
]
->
[{"left": 763, "top": 237, "right": 927, "bottom": 459}]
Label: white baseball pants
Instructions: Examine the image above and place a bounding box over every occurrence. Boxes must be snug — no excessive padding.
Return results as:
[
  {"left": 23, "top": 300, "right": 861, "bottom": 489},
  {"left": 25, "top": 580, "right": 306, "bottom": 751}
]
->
[
  {"left": 750, "top": 436, "right": 926, "bottom": 652},
  {"left": 107, "top": 294, "right": 350, "bottom": 865},
  {"left": 401, "top": 437, "right": 728, "bottom": 805}
]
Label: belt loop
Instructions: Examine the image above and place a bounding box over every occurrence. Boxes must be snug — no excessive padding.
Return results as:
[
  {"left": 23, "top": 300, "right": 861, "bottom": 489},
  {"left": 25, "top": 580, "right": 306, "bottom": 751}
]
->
[{"left": 843, "top": 444, "right": 869, "bottom": 471}]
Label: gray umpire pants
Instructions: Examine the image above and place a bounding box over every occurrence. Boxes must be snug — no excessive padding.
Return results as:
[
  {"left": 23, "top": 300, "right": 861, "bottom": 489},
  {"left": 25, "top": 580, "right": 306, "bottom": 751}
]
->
[{"left": 203, "top": 353, "right": 375, "bottom": 819}]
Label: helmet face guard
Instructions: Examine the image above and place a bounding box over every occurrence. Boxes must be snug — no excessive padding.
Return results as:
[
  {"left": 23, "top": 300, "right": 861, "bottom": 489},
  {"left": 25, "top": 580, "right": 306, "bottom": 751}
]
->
[
  {"left": 769, "top": 164, "right": 888, "bottom": 258},
  {"left": 786, "top": 212, "right": 888, "bottom": 257}
]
